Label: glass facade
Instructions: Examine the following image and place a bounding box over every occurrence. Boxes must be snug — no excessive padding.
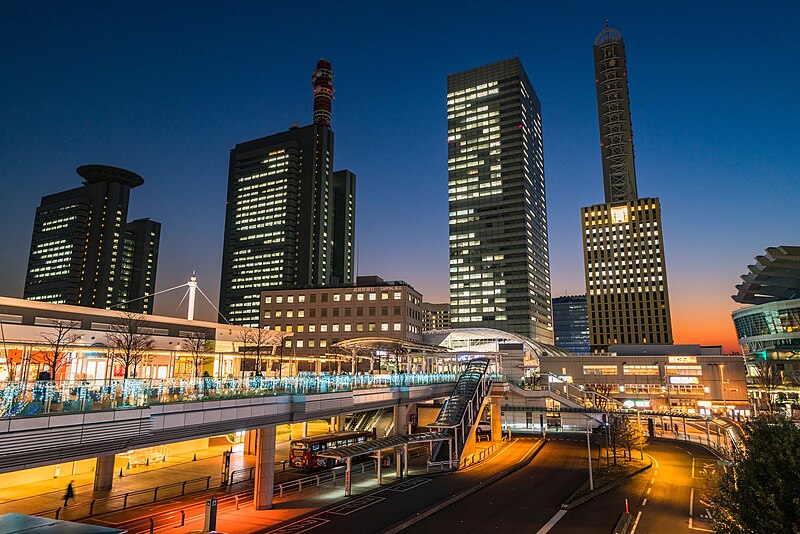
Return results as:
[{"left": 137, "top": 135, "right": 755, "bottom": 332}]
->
[
  {"left": 447, "top": 58, "right": 552, "bottom": 343},
  {"left": 732, "top": 298, "right": 800, "bottom": 357},
  {"left": 552, "top": 295, "right": 590, "bottom": 353}
]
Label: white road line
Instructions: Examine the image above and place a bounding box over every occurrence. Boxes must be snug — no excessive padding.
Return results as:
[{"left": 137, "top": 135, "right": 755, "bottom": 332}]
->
[
  {"left": 646, "top": 486, "right": 651, "bottom": 495},
  {"left": 642, "top": 498, "right": 647, "bottom": 506},
  {"left": 646, "top": 453, "right": 660, "bottom": 470},
  {"left": 692, "top": 457, "right": 696, "bottom": 479},
  {"left": 535, "top": 509, "right": 567, "bottom": 534},
  {"left": 689, "top": 488, "right": 694, "bottom": 529},
  {"left": 630, "top": 511, "right": 643, "bottom": 534}
]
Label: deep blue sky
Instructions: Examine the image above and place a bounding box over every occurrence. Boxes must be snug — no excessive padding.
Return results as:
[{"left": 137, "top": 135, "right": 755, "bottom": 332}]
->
[{"left": 1, "top": 2, "right": 798, "bottom": 350}]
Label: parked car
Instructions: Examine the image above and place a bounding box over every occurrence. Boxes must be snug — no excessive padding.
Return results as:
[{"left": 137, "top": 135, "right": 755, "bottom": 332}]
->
[{"left": 475, "top": 422, "right": 491, "bottom": 434}]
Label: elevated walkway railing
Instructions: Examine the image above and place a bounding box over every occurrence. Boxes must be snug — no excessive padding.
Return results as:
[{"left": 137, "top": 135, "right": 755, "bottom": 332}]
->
[
  {"left": 428, "top": 358, "right": 492, "bottom": 465},
  {"left": 0, "top": 372, "right": 457, "bottom": 419}
]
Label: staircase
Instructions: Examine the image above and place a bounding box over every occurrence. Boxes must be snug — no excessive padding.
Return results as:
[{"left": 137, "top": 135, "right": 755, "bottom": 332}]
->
[{"left": 428, "top": 357, "right": 492, "bottom": 466}]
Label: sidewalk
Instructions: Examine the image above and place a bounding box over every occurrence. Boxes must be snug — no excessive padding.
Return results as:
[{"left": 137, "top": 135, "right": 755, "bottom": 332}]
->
[{"left": 0, "top": 422, "right": 331, "bottom": 517}]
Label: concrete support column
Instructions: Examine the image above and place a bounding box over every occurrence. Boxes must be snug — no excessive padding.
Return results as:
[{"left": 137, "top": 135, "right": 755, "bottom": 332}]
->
[
  {"left": 315, "top": 359, "right": 322, "bottom": 374},
  {"left": 490, "top": 397, "right": 502, "bottom": 442},
  {"left": 393, "top": 404, "right": 410, "bottom": 436},
  {"left": 244, "top": 429, "right": 258, "bottom": 455},
  {"left": 254, "top": 425, "right": 276, "bottom": 510},
  {"left": 395, "top": 448, "right": 403, "bottom": 479},
  {"left": 301, "top": 422, "right": 308, "bottom": 438},
  {"left": 337, "top": 415, "right": 346, "bottom": 432},
  {"left": 93, "top": 454, "right": 116, "bottom": 491}
]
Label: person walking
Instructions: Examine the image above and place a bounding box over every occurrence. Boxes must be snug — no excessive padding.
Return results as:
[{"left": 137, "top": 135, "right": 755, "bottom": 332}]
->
[{"left": 63, "top": 481, "right": 75, "bottom": 507}]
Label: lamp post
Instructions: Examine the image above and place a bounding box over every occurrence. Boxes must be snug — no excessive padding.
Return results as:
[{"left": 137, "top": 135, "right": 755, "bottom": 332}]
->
[
  {"left": 720, "top": 363, "right": 728, "bottom": 418},
  {"left": 586, "top": 417, "right": 594, "bottom": 490}
]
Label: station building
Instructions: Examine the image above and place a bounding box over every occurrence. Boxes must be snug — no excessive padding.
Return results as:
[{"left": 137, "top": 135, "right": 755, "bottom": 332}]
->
[
  {"left": 0, "top": 296, "right": 253, "bottom": 382},
  {"left": 537, "top": 344, "right": 749, "bottom": 417}
]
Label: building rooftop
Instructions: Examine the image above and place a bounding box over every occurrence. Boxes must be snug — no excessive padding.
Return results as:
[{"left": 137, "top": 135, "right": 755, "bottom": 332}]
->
[{"left": 732, "top": 246, "right": 800, "bottom": 305}]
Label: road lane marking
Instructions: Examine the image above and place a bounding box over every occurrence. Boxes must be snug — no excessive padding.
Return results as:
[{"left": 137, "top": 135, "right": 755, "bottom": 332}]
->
[
  {"left": 692, "top": 457, "right": 695, "bottom": 478},
  {"left": 689, "top": 488, "right": 694, "bottom": 528},
  {"left": 630, "top": 511, "right": 642, "bottom": 534},
  {"left": 535, "top": 509, "right": 567, "bottom": 534},
  {"left": 642, "top": 498, "right": 647, "bottom": 506},
  {"left": 646, "top": 453, "right": 660, "bottom": 470},
  {"left": 646, "top": 487, "right": 651, "bottom": 495}
]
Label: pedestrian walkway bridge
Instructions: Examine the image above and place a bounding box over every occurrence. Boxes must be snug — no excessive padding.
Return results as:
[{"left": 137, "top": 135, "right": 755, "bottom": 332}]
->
[{"left": 0, "top": 373, "right": 457, "bottom": 473}]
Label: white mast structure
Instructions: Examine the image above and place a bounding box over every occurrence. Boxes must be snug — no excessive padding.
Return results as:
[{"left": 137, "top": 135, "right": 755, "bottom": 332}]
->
[{"left": 110, "top": 272, "right": 228, "bottom": 323}]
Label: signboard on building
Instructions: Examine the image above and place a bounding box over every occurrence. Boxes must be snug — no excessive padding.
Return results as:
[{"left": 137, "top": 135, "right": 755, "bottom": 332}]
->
[{"left": 668, "top": 356, "right": 697, "bottom": 364}]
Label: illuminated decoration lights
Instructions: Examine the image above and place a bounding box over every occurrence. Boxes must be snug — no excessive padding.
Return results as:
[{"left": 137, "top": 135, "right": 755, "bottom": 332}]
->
[{"left": 0, "top": 373, "right": 458, "bottom": 418}]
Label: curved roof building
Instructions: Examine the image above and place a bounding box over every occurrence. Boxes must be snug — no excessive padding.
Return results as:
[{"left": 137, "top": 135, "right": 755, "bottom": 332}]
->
[
  {"left": 731, "top": 246, "right": 800, "bottom": 359},
  {"left": 732, "top": 246, "right": 800, "bottom": 305}
]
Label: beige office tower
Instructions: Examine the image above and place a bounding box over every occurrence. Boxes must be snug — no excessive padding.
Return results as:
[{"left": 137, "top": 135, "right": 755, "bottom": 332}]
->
[{"left": 583, "top": 25, "right": 673, "bottom": 351}]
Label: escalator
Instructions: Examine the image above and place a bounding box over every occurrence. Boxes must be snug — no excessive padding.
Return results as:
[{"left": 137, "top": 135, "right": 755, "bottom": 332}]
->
[{"left": 428, "top": 357, "right": 492, "bottom": 465}]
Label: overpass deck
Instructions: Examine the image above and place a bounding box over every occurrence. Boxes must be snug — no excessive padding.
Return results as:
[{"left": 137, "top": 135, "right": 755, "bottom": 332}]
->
[
  {"left": 0, "top": 373, "right": 456, "bottom": 419},
  {"left": 0, "top": 373, "right": 457, "bottom": 473}
]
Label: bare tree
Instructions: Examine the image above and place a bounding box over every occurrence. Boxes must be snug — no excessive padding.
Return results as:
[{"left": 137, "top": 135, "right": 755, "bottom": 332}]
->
[
  {"left": 751, "top": 359, "right": 782, "bottom": 414},
  {"left": 237, "top": 328, "right": 272, "bottom": 376},
  {"left": 584, "top": 384, "right": 614, "bottom": 412},
  {"left": 106, "top": 312, "right": 155, "bottom": 379},
  {"left": 36, "top": 319, "right": 83, "bottom": 379},
  {"left": 616, "top": 416, "right": 647, "bottom": 460},
  {"left": 182, "top": 332, "right": 215, "bottom": 379},
  {"left": 266, "top": 330, "right": 293, "bottom": 378},
  {"left": 2, "top": 349, "right": 24, "bottom": 382}
]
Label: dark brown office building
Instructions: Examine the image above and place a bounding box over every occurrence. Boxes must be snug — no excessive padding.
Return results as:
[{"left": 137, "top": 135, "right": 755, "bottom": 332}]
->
[
  {"left": 219, "top": 59, "right": 356, "bottom": 327},
  {"left": 23, "top": 165, "right": 160, "bottom": 313}
]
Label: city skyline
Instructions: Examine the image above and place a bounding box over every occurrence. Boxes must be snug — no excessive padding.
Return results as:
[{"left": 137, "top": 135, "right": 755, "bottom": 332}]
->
[{"left": 1, "top": 3, "right": 799, "bottom": 352}]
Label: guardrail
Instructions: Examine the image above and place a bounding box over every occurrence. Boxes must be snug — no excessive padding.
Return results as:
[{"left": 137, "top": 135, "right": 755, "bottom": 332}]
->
[
  {"left": 33, "top": 464, "right": 258, "bottom": 522},
  {"left": 459, "top": 436, "right": 508, "bottom": 469},
  {"left": 0, "top": 372, "right": 457, "bottom": 419}
]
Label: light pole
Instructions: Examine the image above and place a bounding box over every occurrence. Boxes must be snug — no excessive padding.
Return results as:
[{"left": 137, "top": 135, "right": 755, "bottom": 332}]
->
[
  {"left": 586, "top": 417, "right": 594, "bottom": 490},
  {"left": 720, "top": 363, "right": 728, "bottom": 418}
]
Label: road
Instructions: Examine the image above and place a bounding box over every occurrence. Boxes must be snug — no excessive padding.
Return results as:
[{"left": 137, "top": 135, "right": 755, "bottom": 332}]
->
[
  {"left": 549, "top": 439, "right": 719, "bottom": 533},
  {"left": 260, "top": 438, "right": 544, "bottom": 534},
  {"left": 409, "top": 439, "right": 588, "bottom": 533}
]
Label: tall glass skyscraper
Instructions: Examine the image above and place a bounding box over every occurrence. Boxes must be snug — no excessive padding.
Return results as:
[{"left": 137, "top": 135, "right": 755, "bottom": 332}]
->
[
  {"left": 552, "top": 295, "right": 590, "bottom": 353},
  {"left": 583, "top": 25, "right": 673, "bottom": 351},
  {"left": 219, "top": 60, "right": 356, "bottom": 327},
  {"left": 447, "top": 58, "right": 552, "bottom": 343}
]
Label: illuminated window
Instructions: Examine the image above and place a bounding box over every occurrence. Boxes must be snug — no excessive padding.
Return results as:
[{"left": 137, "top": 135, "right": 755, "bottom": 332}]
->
[{"left": 610, "top": 206, "right": 629, "bottom": 224}]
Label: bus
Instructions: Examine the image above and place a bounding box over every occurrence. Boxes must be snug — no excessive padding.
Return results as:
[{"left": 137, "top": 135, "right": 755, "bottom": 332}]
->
[{"left": 289, "top": 431, "right": 374, "bottom": 469}]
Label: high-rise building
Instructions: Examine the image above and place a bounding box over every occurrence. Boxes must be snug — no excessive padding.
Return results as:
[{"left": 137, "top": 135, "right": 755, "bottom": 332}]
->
[
  {"left": 422, "top": 302, "right": 451, "bottom": 331},
  {"left": 23, "top": 165, "right": 160, "bottom": 312},
  {"left": 116, "top": 218, "right": 161, "bottom": 314},
  {"left": 219, "top": 60, "right": 356, "bottom": 327},
  {"left": 583, "top": 25, "right": 673, "bottom": 352},
  {"left": 552, "top": 295, "right": 590, "bottom": 353},
  {"left": 447, "top": 58, "right": 552, "bottom": 343}
]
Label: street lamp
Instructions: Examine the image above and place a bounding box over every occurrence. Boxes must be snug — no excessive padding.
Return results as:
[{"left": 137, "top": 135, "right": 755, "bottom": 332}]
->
[{"left": 719, "top": 363, "right": 728, "bottom": 418}]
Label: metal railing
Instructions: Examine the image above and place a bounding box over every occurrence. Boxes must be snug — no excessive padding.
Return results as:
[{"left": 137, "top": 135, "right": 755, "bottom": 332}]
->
[{"left": 0, "top": 372, "right": 457, "bottom": 418}]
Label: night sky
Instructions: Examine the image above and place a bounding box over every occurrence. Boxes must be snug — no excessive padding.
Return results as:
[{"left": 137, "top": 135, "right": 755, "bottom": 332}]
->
[{"left": 1, "top": 2, "right": 798, "bottom": 352}]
